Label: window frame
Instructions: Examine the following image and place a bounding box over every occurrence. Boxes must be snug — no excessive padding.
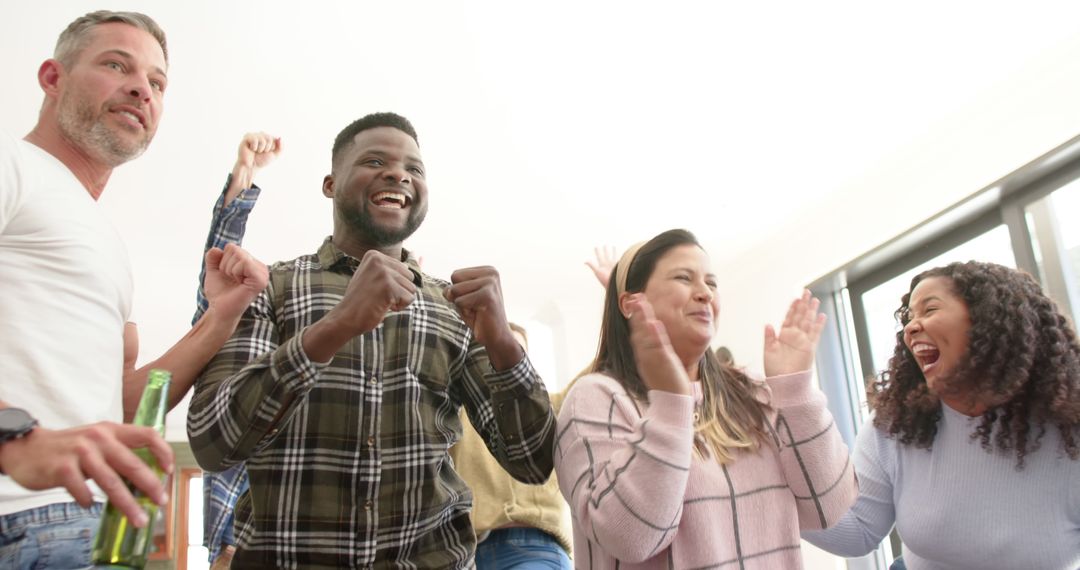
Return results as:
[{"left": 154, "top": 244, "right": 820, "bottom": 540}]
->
[{"left": 175, "top": 467, "right": 204, "bottom": 570}]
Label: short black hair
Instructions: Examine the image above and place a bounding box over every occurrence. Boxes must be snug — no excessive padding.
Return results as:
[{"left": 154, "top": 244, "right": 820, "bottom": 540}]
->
[{"left": 332, "top": 112, "right": 418, "bottom": 167}]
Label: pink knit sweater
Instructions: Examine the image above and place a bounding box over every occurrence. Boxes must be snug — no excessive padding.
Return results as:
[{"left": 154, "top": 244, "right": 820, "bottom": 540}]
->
[{"left": 554, "top": 371, "right": 856, "bottom": 569}]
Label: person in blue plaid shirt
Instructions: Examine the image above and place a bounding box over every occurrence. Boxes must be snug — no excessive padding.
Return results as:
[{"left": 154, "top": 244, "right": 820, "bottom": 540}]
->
[
  {"left": 192, "top": 131, "right": 279, "bottom": 569},
  {"left": 188, "top": 113, "right": 555, "bottom": 569}
]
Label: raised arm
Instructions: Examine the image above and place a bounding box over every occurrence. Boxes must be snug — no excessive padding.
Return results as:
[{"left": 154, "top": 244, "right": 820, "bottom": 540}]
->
[
  {"left": 226, "top": 132, "right": 280, "bottom": 206},
  {"left": 445, "top": 265, "right": 555, "bottom": 483},
  {"left": 553, "top": 296, "right": 695, "bottom": 562},
  {"left": 193, "top": 132, "right": 279, "bottom": 323},
  {"left": 123, "top": 244, "right": 269, "bottom": 419},
  {"left": 767, "top": 370, "right": 858, "bottom": 530},
  {"left": 762, "top": 290, "right": 857, "bottom": 530},
  {"left": 585, "top": 245, "right": 618, "bottom": 289}
]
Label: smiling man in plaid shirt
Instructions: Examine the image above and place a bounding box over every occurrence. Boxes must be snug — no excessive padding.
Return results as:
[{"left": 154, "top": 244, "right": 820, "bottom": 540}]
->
[{"left": 188, "top": 112, "right": 555, "bottom": 569}]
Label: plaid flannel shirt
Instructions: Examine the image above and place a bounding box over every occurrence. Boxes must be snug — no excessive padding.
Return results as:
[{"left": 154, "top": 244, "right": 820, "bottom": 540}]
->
[
  {"left": 192, "top": 174, "right": 260, "bottom": 562},
  {"left": 188, "top": 237, "right": 555, "bottom": 569}
]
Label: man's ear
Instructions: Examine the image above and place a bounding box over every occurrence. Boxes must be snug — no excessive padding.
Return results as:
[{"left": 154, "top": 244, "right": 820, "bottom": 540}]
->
[
  {"left": 322, "top": 174, "right": 334, "bottom": 198},
  {"left": 38, "top": 59, "right": 63, "bottom": 98}
]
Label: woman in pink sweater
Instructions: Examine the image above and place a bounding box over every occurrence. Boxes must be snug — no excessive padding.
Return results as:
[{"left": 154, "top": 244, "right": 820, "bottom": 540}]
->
[{"left": 555, "top": 229, "right": 857, "bottom": 569}]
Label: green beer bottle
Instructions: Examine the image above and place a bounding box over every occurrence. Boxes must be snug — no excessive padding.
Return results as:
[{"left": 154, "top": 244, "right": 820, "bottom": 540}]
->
[{"left": 90, "top": 369, "right": 171, "bottom": 568}]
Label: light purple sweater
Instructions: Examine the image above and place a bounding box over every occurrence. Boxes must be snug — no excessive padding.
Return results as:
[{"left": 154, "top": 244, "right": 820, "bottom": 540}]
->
[
  {"left": 803, "top": 405, "right": 1080, "bottom": 569},
  {"left": 554, "top": 371, "right": 857, "bottom": 569}
]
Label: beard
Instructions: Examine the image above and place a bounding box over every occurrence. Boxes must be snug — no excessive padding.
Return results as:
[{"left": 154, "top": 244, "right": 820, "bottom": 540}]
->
[
  {"left": 56, "top": 91, "right": 152, "bottom": 167},
  {"left": 339, "top": 197, "right": 428, "bottom": 247}
]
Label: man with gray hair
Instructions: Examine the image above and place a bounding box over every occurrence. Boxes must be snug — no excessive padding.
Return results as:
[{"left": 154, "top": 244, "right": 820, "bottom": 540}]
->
[{"left": 0, "top": 11, "right": 268, "bottom": 568}]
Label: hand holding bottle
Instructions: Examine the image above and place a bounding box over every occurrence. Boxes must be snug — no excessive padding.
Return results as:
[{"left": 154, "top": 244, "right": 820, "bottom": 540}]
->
[
  {"left": 0, "top": 421, "right": 172, "bottom": 525},
  {"left": 92, "top": 370, "right": 173, "bottom": 567}
]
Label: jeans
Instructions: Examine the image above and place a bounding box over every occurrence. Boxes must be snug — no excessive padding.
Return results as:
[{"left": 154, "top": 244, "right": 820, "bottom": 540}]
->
[
  {"left": 0, "top": 502, "right": 102, "bottom": 570},
  {"left": 475, "top": 528, "right": 572, "bottom": 570}
]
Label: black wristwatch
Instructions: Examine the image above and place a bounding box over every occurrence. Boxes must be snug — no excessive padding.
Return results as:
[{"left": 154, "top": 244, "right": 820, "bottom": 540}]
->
[{"left": 0, "top": 408, "right": 38, "bottom": 445}]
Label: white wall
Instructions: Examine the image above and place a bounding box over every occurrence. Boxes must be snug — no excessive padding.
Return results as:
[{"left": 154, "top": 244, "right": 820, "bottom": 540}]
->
[{"left": 711, "top": 32, "right": 1080, "bottom": 378}]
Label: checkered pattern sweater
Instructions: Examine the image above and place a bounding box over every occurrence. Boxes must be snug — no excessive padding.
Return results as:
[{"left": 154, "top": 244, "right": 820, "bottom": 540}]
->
[{"left": 554, "top": 371, "right": 856, "bottom": 569}]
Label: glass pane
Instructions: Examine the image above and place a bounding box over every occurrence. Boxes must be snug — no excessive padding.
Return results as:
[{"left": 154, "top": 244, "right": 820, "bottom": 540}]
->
[
  {"left": 1025, "top": 178, "right": 1080, "bottom": 327},
  {"left": 188, "top": 476, "right": 205, "bottom": 546},
  {"left": 188, "top": 546, "right": 210, "bottom": 570},
  {"left": 860, "top": 225, "right": 1016, "bottom": 375}
]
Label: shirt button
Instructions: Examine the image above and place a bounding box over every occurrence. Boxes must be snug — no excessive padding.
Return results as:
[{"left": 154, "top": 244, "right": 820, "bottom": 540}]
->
[
  {"left": 366, "top": 436, "right": 375, "bottom": 447},
  {"left": 364, "top": 500, "right": 373, "bottom": 511},
  {"left": 369, "top": 376, "right": 377, "bottom": 385}
]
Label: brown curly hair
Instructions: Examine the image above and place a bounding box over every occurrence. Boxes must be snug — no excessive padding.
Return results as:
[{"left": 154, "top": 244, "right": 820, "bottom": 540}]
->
[{"left": 868, "top": 261, "right": 1080, "bottom": 467}]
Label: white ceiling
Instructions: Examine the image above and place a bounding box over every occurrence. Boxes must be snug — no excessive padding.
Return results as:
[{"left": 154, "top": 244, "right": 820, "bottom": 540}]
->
[{"left": 3, "top": 1, "right": 1080, "bottom": 420}]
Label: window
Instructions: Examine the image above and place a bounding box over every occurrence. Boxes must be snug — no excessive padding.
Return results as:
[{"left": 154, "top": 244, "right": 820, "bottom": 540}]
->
[
  {"left": 176, "top": 468, "right": 210, "bottom": 570},
  {"left": 1025, "top": 178, "right": 1080, "bottom": 325}
]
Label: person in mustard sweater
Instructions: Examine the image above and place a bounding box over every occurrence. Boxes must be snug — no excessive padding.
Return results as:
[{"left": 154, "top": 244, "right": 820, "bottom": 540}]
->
[{"left": 450, "top": 322, "right": 573, "bottom": 569}]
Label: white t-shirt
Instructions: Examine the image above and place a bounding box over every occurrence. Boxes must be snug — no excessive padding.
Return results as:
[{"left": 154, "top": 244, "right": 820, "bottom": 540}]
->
[{"left": 0, "top": 132, "right": 133, "bottom": 514}]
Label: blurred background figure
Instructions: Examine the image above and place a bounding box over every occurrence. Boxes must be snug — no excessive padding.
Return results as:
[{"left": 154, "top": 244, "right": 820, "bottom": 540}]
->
[
  {"left": 452, "top": 322, "right": 573, "bottom": 570},
  {"left": 714, "top": 345, "right": 735, "bottom": 367}
]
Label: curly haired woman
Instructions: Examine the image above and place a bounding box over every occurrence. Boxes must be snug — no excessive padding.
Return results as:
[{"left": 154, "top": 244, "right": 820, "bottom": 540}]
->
[{"left": 803, "top": 261, "right": 1080, "bottom": 569}]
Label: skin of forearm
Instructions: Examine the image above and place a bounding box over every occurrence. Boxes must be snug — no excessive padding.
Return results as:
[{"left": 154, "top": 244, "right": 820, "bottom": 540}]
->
[
  {"left": 122, "top": 305, "right": 245, "bottom": 421},
  {"left": 226, "top": 163, "right": 255, "bottom": 204},
  {"left": 483, "top": 335, "right": 525, "bottom": 372},
  {"left": 299, "top": 315, "right": 358, "bottom": 364}
]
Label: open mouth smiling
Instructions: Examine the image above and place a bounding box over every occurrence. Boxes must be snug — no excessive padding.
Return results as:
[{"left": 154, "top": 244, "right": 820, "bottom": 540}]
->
[
  {"left": 910, "top": 342, "right": 941, "bottom": 373},
  {"left": 370, "top": 191, "right": 411, "bottom": 209}
]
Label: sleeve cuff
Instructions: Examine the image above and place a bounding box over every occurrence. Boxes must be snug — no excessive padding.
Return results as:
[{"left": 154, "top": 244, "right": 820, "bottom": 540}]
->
[
  {"left": 271, "top": 327, "right": 329, "bottom": 392},
  {"left": 765, "top": 370, "right": 818, "bottom": 408},
  {"left": 234, "top": 184, "right": 263, "bottom": 206},
  {"left": 645, "top": 390, "right": 695, "bottom": 429},
  {"left": 485, "top": 353, "right": 540, "bottom": 394}
]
